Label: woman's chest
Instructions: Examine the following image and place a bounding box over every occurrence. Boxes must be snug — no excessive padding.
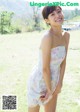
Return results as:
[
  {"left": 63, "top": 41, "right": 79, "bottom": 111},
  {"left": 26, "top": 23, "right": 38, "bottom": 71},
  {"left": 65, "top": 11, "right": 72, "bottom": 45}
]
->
[{"left": 50, "top": 46, "right": 66, "bottom": 65}]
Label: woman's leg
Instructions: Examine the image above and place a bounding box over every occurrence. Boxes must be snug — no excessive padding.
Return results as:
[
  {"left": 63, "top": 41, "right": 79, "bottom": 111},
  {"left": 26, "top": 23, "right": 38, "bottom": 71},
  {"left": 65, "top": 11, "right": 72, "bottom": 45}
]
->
[
  {"left": 43, "top": 94, "right": 58, "bottom": 112},
  {"left": 28, "top": 105, "right": 40, "bottom": 112}
]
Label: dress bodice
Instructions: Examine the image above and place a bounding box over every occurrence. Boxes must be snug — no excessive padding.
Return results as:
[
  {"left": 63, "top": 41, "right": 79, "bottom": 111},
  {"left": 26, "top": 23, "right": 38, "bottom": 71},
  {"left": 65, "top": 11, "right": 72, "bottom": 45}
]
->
[{"left": 38, "top": 46, "right": 66, "bottom": 73}]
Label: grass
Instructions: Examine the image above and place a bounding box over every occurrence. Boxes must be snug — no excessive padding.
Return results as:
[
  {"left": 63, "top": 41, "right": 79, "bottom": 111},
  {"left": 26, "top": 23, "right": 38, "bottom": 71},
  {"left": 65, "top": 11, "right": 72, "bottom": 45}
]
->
[{"left": 0, "top": 30, "right": 80, "bottom": 112}]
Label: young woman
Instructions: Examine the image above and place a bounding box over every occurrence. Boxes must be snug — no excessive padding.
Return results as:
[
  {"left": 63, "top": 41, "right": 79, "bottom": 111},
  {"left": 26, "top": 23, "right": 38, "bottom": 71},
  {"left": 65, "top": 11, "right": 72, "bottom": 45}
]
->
[{"left": 27, "top": 6, "right": 70, "bottom": 112}]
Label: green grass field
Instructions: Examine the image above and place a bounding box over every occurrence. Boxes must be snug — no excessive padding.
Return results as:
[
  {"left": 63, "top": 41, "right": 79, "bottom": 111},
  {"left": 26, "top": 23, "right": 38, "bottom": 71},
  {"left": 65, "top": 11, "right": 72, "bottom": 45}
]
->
[{"left": 0, "top": 30, "right": 80, "bottom": 112}]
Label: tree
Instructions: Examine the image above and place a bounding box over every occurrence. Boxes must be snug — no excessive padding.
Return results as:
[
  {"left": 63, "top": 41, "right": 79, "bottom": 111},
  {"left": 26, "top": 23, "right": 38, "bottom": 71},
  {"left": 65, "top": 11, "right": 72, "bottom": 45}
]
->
[
  {"left": 75, "top": 8, "right": 79, "bottom": 16},
  {"left": 0, "top": 11, "right": 14, "bottom": 34},
  {"left": 32, "top": 6, "right": 41, "bottom": 30}
]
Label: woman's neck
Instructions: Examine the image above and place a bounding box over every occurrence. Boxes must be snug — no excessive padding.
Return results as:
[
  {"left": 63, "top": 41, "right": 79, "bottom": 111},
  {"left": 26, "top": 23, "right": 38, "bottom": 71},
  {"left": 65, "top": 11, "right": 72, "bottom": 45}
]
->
[{"left": 50, "top": 25, "right": 62, "bottom": 37}]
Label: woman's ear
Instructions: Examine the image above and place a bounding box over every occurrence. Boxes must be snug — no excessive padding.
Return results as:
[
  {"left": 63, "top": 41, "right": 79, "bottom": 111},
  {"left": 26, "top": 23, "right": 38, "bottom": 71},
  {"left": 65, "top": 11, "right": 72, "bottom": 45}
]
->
[{"left": 44, "top": 19, "right": 50, "bottom": 24}]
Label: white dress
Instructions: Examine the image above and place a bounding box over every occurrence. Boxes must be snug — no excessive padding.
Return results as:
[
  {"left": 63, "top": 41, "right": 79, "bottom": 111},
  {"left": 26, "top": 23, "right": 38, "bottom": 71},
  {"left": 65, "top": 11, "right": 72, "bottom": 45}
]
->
[{"left": 27, "top": 46, "right": 66, "bottom": 107}]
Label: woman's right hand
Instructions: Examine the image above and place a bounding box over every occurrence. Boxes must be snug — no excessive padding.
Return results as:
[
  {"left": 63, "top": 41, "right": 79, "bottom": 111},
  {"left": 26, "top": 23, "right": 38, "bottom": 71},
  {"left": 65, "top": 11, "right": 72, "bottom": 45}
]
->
[{"left": 40, "top": 90, "right": 53, "bottom": 103}]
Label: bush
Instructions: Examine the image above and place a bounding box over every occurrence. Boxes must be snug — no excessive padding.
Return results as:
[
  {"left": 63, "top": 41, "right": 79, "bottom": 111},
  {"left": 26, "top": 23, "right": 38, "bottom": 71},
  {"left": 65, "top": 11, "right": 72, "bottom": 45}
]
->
[{"left": 15, "top": 28, "right": 21, "bottom": 33}]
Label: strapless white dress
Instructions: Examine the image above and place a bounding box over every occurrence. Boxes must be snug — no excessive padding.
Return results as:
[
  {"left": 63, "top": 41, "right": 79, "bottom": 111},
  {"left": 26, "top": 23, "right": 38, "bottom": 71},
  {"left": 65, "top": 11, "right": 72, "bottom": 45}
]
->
[{"left": 27, "top": 46, "right": 66, "bottom": 107}]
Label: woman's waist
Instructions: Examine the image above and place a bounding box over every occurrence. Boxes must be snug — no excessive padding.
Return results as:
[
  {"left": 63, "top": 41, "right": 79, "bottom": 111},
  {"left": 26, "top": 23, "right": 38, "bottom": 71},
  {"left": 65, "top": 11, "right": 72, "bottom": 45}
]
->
[{"left": 29, "top": 64, "right": 60, "bottom": 80}]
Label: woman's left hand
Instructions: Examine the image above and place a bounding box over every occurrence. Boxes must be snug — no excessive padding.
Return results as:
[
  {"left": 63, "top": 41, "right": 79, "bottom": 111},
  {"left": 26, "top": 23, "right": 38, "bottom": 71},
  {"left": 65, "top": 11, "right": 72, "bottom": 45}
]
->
[{"left": 52, "top": 81, "right": 63, "bottom": 96}]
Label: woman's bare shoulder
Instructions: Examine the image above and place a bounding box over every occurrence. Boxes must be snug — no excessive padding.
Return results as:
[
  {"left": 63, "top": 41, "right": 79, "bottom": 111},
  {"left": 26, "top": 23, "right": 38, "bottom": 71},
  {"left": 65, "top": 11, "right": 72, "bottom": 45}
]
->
[
  {"left": 63, "top": 30, "right": 70, "bottom": 49},
  {"left": 40, "top": 31, "right": 52, "bottom": 49},
  {"left": 63, "top": 30, "right": 70, "bottom": 38}
]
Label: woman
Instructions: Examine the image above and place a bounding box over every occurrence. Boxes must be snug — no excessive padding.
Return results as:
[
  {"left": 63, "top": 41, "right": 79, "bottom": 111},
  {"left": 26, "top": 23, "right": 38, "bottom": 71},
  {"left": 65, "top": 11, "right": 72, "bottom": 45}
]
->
[{"left": 27, "top": 6, "right": 70, "bottom": 112}]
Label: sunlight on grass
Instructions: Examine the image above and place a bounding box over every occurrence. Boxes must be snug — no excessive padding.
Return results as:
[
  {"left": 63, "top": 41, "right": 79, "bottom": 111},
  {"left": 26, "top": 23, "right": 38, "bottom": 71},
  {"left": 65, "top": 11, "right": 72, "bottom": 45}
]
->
[{"left": 0, "top": 30, "right": 80, "bottom": 112}]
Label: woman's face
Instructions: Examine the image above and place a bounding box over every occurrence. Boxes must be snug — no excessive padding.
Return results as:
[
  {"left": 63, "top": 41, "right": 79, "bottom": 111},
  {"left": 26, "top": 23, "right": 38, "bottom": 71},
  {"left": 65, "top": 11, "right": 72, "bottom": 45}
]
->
[{"left": 45, "top": 7, "right": 64, "bottom": 26}]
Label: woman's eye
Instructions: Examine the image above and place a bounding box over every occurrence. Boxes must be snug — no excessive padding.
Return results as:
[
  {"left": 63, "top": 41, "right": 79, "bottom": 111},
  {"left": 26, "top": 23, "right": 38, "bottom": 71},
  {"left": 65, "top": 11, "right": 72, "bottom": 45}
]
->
[
  {"left": 58, "top": 11, "right": 61, "bottom": 13},
  {"left": 51, "top": 13, "right": 55, "bottom": 16}
]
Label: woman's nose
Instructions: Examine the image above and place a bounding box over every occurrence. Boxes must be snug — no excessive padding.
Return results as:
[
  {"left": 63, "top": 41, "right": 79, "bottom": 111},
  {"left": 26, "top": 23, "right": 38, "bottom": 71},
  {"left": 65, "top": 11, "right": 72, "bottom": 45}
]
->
[{"left": 55, "top": 13, "right": 60, "bottom": 18}]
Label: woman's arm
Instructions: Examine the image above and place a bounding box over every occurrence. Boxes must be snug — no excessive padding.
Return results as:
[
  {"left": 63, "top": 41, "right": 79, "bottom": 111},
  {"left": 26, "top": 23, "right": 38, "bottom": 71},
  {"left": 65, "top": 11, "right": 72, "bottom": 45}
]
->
[
  {"left": 41, "top": 34, "right": 52, "bottom": 93},
  {"left": 59, "top": 57, "right": 66, "bottom": 84},
  {"left": 59, "top": 32, "right": 70, "bottom": 84}
]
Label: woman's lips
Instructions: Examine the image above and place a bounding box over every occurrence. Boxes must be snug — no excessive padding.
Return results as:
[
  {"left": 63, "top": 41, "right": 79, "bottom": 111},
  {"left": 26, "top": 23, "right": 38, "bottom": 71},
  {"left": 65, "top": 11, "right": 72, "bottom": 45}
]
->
[{"left": 55, "top": 18, "right": 63, "bottom": 22}]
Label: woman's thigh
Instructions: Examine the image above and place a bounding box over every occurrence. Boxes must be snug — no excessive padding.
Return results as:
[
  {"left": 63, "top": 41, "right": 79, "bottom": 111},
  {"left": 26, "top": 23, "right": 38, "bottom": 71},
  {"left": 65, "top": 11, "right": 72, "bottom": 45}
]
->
[
  {"left": 28, "top": 105, "right": 40, "bottom": 112},
  {"left": 43, "top": 94, "right": 58, "bottom": 112}
]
